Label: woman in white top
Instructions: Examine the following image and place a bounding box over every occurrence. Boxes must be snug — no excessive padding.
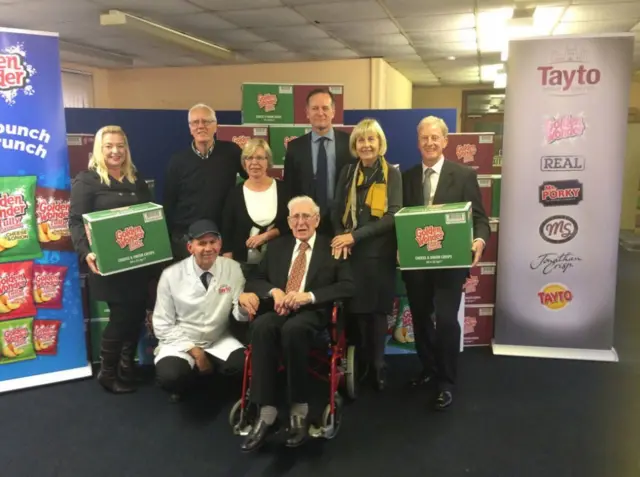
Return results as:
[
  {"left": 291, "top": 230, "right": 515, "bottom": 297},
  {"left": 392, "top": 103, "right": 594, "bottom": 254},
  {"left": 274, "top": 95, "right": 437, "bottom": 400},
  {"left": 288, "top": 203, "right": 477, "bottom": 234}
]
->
[{"left": 222, "top": 139, "right": 289, "bottom": 277}]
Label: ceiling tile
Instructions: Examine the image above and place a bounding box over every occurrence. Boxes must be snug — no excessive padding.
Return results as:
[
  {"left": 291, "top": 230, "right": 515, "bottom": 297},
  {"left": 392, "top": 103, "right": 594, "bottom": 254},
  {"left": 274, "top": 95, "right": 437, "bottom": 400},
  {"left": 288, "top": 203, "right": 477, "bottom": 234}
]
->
[
  {"left": 152, "top": 12, "right": 238, "bottom": 32},
  {"left": 384, "top": 53, "right": 424, "bottom": 64},
  {"left": 283, "top": 38, "right": 348, "bottom": 49},
  {"left": 239, "top": 42, "right": 290, "bottom": 53},
  {"left": 205, "top": 29, "right": 267, "bottom": 48},
  {"left": 410, "top": 28, "right": 477, "bottom": 44},
  {"left": 250, "top": 25, "right": 330, "bottom": 40},
  {"left": 562, "top": 3, "right": 640, "bottom": 22},
  {"left": 396, "top": 13, "right": 476, "bottom": 32},
  {"left": 241, "top": 50, "right": 309, "bottom": 62},
  {"left": 308, "top": 49, "right": 360, "bottom": 59},
  {"left": 217, "top": 7, "right": 308, "bottom": 27},
  {"left": 88, "top": 0, "right": 204, "bottom": 15},
  {"left": 321, "top": 19, "right": 399, "bottom": 35},
  {"left": 416, "top": 42, "right": 478, "bottom": 60},
  {"left": 553, "top": 19, "right": 638, "bottom": 34},
  {"left": 190, "top": 0, "right": 284, "bottom": 10},
  {"left": 281, "top": 0, "right": 355, "bottom": 4},
  {"left": 347, "top": 33, "right": 410, "bottom": 47},
  {"left": 354, "top": 44, "right": 417, "bottom": 56},
  {"left": 427, "top": 57, "right": 478, "bottom": 73},
  {"left": 295, "top": 1, "right": 388, "bottom": 22},
  {"left": 570, "top": 0, "right": 640, "bottom": 5},
  {"left": 384, "top": 0, "right": 474, "bottom": 16}
]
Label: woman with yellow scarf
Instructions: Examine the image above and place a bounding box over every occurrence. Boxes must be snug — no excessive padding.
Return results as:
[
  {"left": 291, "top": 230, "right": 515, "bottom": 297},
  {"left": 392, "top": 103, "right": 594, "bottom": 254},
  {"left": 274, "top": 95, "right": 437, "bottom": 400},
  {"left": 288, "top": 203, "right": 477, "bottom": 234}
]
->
[{"left": 331, "top": 118, "right": 402, "bottom": 391}]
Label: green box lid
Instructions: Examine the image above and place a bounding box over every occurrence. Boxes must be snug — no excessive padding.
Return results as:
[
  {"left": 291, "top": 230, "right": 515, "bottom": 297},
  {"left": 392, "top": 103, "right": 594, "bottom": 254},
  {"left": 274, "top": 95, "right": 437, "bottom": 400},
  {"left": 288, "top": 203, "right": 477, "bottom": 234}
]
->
[
  {"left": 396, "top": 202, "right": 471, "bottom": 216},
  {"left": 83, "top": 202, "right": 162, "bottom": 222}
]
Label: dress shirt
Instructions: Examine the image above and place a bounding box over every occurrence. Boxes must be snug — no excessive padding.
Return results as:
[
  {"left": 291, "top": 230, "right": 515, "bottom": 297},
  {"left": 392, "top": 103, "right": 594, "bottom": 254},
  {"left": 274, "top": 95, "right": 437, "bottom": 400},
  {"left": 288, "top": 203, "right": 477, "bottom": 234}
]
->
[
  {"left": 311, "top": 128, "right": 337, "bottom": 201},
  {"left": 191, "top": 140, "right": 214, "bottom": 159},
  {"left": 271, "top": 233, "right": 317, "bottom": 303}
]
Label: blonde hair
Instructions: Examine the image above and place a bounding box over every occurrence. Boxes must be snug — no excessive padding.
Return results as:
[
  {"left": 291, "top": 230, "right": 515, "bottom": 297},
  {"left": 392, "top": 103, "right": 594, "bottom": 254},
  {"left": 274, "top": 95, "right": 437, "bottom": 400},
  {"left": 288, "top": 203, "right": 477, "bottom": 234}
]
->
[
  {"left": 89, "top": 125, "right": 137, "bottom": 186},
  {"left": 417, "top": 116, "right": 449, "bottom": 137},
  {"left": 241, "top": 138, "right": 274, "bottom": 168},
  {"left": 349, "top": 118, "right": 388, "bottom": 158}
]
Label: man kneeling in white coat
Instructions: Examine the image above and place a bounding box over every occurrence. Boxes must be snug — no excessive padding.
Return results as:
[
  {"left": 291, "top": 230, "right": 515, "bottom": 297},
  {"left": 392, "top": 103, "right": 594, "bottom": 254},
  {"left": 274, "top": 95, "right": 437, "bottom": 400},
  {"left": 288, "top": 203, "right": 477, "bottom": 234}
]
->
[{"left": 153, "top": 219, "right": 259, "bottom": 401}]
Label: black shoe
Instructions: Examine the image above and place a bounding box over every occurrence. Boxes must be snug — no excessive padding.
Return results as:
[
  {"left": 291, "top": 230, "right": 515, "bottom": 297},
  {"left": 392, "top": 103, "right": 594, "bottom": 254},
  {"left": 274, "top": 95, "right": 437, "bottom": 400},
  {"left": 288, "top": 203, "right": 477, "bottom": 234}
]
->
[
  {"left": 374, "top": 367, "right": 386, "bottom": 391},
  {"left": 285, "top": 415, "right": 308, "bottom": 448},
  {"left": 118, "top": 341, "right": 141, "bottom": 384},
  {"left": 241, "top": 419, "right": 272, "bottom": 453},
  {"left": 435, "top": 391, "right": 453, "bottom": 411},
  {"left": 409, "top": 371, "right": 434, "bottom": 388}
]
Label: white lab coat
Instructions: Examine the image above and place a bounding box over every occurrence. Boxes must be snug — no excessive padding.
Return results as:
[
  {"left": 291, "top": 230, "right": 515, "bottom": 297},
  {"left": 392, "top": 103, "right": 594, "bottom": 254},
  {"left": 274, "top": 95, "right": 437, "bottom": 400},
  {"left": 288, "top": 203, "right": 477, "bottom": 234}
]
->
[{"left": 152, "top": 255, "right": 248, "bottom": 368}]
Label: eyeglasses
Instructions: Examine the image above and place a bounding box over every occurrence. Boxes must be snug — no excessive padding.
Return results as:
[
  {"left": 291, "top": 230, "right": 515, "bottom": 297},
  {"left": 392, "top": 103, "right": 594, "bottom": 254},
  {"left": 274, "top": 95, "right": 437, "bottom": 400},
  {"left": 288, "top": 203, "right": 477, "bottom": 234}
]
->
[
  {"left": 189, "top": 119, "right": 216, "bottom": 127},
  {"left": 288, "top": 213, "right": 317, "bottom": 223},
  {"left": 244, "top": 156, "right": 268, "bottom": 162}
]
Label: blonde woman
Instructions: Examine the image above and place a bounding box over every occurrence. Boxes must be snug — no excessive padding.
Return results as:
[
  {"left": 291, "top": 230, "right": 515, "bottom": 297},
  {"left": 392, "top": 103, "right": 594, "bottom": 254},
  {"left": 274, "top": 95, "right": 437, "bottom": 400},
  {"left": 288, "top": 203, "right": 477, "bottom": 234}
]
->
[
  {"left": 69, "top": 125, "right": 153, "bottom": 394},
  {"left": 221, "top": 138, "right": 288, "bottom": 277},
  {"left": 331, "top": 118, "right": 402, "bottom": 391}
]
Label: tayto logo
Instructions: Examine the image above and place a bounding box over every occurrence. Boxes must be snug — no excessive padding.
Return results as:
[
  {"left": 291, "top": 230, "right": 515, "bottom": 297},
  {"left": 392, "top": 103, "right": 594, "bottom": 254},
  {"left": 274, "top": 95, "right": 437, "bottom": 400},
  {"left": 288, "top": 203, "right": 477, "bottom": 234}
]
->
[
  {"left": 539, "top": 215, "right": 578, "bottom": 244},
  {"left": 540, "top": 155, "right": 585, "bottom": 172},
  {"left": 539, "top": 180, "right": 583, "bottom": 207},
  {"left": 545, "top": 114, "right": 585, "bottom": 144},
  {"left": 530, "top": 252, "right": 582, "bottom": 275},
  {"left": 231, "top": 135, "right": 250, "bottom": 149},
  {"left": 538, "top": 64, "right": 601, "bottom": 94},
  {"left": 115, "top": 225, "right": 145, "bottom": 252},
  {"left": 415, "top": 225, "right": 445, "bottom": 251},
  {"left": 257, "top": 93, "right": 277, "bottom": 112},
  {"left": 456, "top": 144, "right": 477, "bottom": 164},
  {"left": 0, "top": 44, "right": 36, "bottom": 106},
  {"left": 538, "top": 283, "right": 573, "bottom": 310},
  {"left": 284, "top": 136, "right": 298, "bottom": 148}
]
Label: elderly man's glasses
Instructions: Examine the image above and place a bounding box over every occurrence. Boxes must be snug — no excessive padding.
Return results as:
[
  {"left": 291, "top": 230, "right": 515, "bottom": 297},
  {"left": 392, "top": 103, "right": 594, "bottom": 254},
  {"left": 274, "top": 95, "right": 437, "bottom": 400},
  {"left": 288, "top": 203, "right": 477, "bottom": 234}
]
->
[
  {"left": 288, "top": 213, "right": 317, "bottom": 223},
  {"left": 189, "top": 119, "right": 216, "bottom": 127}
]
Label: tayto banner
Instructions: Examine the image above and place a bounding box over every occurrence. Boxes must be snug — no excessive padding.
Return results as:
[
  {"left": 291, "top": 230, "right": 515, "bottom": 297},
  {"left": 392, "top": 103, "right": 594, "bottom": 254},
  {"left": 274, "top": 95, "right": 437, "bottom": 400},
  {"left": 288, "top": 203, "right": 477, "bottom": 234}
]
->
[
  {"left": 0, "top": 27, "right": 91, "bottom": 392},
  {"left": 494, "top": 34, "right": 634, "bottom": 362}
]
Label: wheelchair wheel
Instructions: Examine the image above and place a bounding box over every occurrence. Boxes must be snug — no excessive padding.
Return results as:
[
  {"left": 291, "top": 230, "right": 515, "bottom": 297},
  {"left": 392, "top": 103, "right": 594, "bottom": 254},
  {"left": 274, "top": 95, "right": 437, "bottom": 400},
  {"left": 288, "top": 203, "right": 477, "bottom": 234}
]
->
[
  {"left": 229, "top": 398, "right": 254, "bottom": 436},
  {"left": 344, "top": 345, "right": 357, "bottom": 400},
  {"left": 309, "top": 393, "right": 344, "bottom": 440}
]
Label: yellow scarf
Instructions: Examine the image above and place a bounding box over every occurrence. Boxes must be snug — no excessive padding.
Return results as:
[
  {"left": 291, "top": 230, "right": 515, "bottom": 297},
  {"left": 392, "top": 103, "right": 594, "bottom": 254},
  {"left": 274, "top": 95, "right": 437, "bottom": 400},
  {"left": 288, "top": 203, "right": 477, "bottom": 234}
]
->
[{"left": 342, "top": 157, "right": 389, "bottom": 230}]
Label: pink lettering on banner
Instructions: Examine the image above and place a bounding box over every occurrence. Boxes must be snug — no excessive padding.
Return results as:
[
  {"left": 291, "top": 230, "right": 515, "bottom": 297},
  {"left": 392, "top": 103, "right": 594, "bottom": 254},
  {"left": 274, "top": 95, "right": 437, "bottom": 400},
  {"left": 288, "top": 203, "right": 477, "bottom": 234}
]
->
[
  {"left": 538, "top": 64, "right": 601, "bottom": 92},
  {"left": 541, "top": 185, "right": 581, "bottom": 201},
  {"left": 115, "top": 225, "right": 145, "bottom": 252},
  {"left": 257, "top": 94, "right": 277, "bottom": 112},
  {"left": 415, "top": 226, "right": 445, "bottom": 251},
  {"left": 545, "top": 115, "right": 585, "bottom": 144}
]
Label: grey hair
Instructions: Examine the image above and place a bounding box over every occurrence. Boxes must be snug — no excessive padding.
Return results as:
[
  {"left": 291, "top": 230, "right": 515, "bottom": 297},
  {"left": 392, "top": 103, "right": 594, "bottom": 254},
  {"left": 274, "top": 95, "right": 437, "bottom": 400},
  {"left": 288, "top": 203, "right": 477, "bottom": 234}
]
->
[
  {"left": 417, "top": 116, "right": 448, "bottom": 137},
  {"left": 188, "top": 103, "right": 217, "bottom": 121},
  {"left": 288, "top": 195, "right": 320, "bottom": 215}
]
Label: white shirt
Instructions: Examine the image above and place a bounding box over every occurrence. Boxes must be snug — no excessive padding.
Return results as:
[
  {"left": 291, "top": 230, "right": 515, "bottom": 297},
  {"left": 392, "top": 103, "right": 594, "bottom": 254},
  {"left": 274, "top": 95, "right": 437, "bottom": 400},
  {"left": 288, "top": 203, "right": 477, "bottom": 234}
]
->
[
  {"left": 422, "top": 156, "right": 445, "bottom": 206},
  {"left": 243, "top": 180, "right": 278, "bottom": 264}
]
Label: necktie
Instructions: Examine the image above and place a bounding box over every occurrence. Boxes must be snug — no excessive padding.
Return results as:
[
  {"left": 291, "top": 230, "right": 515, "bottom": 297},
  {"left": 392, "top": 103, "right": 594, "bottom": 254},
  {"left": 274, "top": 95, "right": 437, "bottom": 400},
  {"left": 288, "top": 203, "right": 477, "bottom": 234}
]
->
[
  {"left": 316, "top": 137, "right": 328, "bottom": 212},
  {"left": 423, "top": 168, "right": 435, "bottom": 206},
  {"left": 286, "top": 242, "right": 310, "bottom": 293},
  {"left": 200, "top": 272, "right": 211, "bottom": 290}
]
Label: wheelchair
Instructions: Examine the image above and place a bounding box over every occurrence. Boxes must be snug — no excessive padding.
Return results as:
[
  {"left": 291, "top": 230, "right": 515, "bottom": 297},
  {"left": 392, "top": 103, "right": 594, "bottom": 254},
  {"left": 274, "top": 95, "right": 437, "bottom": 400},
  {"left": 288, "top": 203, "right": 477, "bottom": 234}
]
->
[{"left": 229, "top": 301, "right": 357, "bottom": 440}]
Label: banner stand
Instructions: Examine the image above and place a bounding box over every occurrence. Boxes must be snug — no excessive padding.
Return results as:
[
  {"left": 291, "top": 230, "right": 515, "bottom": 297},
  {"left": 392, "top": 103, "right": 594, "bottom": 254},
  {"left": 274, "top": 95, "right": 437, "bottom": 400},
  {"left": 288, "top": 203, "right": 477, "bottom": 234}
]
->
[{"left": 492, "top": 341, "right": 618, "bottom": 363}]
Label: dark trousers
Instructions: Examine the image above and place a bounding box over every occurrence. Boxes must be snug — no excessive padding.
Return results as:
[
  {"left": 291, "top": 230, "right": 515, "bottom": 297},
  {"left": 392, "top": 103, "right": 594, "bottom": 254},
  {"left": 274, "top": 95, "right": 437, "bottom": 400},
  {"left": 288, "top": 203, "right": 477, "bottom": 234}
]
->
[
  {"left": 402, "top": 268, "right": 467, "bottom": 391},
  {"left": 104, "top": 301, "right": 148, "bottom": 344},
  {"left": 352, "top": 313, "right": 388, "bottom": 370},
  {"left": 155, "top": 348, "right": 246, "bottom": 394},
  {"left": 249, "top": 310, "right": 325, "bottom": 406}
]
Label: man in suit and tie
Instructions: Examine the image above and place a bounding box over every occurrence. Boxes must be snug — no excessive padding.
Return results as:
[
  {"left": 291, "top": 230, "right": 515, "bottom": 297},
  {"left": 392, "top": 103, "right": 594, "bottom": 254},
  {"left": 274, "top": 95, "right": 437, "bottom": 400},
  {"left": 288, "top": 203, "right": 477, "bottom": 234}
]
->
[
  {"left": 401, "top": 116, "right": 490, "bottom": 411},
  {"left": 283, "top": 88, "right": 354, "bottom": 235},
  {"left": 240, "top": 196, "right": 354, "bottom": 452}
]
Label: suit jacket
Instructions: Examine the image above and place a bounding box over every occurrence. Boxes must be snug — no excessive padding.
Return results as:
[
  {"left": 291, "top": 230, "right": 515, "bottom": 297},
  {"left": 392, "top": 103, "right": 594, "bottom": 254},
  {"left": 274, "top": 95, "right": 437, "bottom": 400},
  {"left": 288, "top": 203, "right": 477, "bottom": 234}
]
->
[
  {"left": 246, "top": 234, "right": 355, "bottom": 318},
  {"left": 402, "top": 159, "right": 490, "bottom": 244}
]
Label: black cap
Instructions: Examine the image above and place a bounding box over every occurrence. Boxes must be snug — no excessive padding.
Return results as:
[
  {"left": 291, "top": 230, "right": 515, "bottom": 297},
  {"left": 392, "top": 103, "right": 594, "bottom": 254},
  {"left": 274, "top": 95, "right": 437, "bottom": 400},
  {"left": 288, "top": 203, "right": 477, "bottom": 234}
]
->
[{"left": 187, "top": 219, "right": 221, "bottom": 240}]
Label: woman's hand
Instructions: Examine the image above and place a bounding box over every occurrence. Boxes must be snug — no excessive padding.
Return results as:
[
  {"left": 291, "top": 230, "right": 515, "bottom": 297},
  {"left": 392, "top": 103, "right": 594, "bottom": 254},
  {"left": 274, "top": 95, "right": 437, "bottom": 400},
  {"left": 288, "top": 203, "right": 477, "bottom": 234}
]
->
[
  {"left": 332, "top": 245, "right": 351, "bottom": 260},
  {"left": 246, "top": 233, "right": 266, "bottom": 249},
  {"left": 85, "top": 253, "right": 100, "bottom": 274},
  {"left": 331, "top": 233, "right": 355, "bottom": 249}
]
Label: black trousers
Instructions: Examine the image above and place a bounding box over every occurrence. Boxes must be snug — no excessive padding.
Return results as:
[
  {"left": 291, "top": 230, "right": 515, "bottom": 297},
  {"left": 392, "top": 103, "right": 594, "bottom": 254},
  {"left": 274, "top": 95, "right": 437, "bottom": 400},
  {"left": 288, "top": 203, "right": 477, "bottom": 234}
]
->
[
  {"left": 402, "top": 268, "right": 467, "bottom": 391},
  {"left": 103, "top": 301, "right": 148, "bottom": 344},
  {"left": 249, "top": 310, "right": 325, "bottom": 406},
  {"left": 155, "top": 348, "right": 246, "bottom": 394},
  {"left": 351, "top": 313, "right": 388, "bottom": 370}
]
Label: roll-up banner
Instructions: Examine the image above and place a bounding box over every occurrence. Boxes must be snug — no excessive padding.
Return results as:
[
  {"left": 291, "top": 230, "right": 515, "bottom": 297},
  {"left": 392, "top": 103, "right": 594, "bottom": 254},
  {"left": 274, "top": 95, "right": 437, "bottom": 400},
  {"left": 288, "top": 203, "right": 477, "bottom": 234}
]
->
[
  {"left": 0, "top": 27, "right": 91, "bottom": 392},
  {"left": 493, "top": 34, "right": 635, "bottom": 362}
]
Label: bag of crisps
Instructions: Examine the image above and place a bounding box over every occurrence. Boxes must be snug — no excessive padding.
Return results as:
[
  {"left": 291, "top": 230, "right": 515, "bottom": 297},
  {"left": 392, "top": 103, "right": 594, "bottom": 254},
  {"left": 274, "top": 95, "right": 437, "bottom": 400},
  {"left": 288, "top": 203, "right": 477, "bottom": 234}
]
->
[
  {"left": 392, "top": 297, "right": 415, "bottom": 345},
  {"left": 33, "top": 319, "right": 62, "bottom": 355},
  {"left": 36, "top": 186, "right": 73, "bottom": 251},
  {"left": 33, "top": 264, "right": 67, "bottom": 309},
  {"left": 0, "top": 176, "right": 42, "bottom": 264},
  {"left": 0, "top": 261, "right": 37, "bottom": 321},
  {"left": 0, "top": 317, "right": 36, "bottom": 364}
]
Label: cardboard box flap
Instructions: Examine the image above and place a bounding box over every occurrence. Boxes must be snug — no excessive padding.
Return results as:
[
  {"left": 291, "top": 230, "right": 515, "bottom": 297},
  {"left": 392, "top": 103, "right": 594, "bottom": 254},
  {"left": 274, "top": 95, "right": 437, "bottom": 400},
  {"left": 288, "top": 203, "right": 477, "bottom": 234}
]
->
[{"left": 83, "top": 202, "right": 162, "bottom": 222}]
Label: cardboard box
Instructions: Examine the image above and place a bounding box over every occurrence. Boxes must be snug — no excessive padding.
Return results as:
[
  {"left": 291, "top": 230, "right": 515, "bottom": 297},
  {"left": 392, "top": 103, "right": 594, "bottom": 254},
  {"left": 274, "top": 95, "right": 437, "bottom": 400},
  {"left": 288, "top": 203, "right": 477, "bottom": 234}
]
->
[
  {"left": 83, "top": 202, "right": 172, "bottom": 276},
  {"left": 477, "top": 175, "right": 493, "bottom": 217},
  {"left": 267, "top": 167, "right": 284, "bottom": 180},
  {"left": 491, "top": 175, "right": 501, "bottom": 217},
  {"left": 242, "top": 83, "right": 294, "bottom": 124},
  {"left": 444, "top": 133, "right": 495, "bottom": 175},
  {"left": 395, "top": 202, "right": 473, "bottom": 270},
  {"left": 293, "top": 84, "right": 344, "bottom": 125},
  {"left": 484, "top": 219, "right": 499, "bottom": 262},
  {"left": 268, "top": 125, "right": 310, "bottom": 166},
  {"left": 464, "top": 304, "right": 494, "bottom": 346},
  {"left": 464, "top": 262, "right": 497, "bottom": 305},
  {"left": 216, "top": 125, "right": 269, "bottom": 151}
]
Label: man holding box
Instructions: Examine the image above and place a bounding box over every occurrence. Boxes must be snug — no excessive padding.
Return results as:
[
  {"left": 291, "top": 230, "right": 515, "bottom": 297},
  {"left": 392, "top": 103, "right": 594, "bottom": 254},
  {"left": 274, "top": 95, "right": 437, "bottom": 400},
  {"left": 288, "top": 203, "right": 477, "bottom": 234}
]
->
[
  {"left": 152, "top": 219, "right": 259, "bottom": 401},
  {"left": 401, "top": 116, "right": 489, "bottom": 410}
]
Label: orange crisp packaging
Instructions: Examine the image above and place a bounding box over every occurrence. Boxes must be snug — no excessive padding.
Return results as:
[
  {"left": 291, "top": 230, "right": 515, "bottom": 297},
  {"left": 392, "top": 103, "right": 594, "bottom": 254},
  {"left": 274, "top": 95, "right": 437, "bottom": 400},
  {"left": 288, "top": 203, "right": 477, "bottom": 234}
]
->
[
  {"left": 33, "top": 319, "right": 62, "bottom": 355},
  {"left": 0, "top": 261, "right": 37, "bottom": 321},
  {"left": 0, "top": 317, "right": 36, "bottom": 364},
  {"left": 33, "top": 264, "right": 67, "bottom": 309},
  {"left": 0, "top": 176, "right": 42, "bottom": 264},
  {"left": 36, "top": 186, "right": 73, "bottom": 251}
]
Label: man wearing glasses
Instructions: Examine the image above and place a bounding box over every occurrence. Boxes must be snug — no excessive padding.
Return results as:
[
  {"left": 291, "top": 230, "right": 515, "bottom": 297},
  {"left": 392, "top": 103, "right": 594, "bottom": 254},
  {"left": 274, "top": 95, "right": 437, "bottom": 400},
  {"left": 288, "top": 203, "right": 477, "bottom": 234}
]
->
[{"left": 164, "top": 103, "right": 247, "bottom": 260}]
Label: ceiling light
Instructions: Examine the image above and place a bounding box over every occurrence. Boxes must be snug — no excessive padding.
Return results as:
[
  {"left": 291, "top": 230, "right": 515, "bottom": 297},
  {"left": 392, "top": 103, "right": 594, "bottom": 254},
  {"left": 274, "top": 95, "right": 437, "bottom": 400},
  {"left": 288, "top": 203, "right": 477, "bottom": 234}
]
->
[
  {"left": 494, "top": 72, "right": 507, "bottom": 89},
  {"left": 59, "top": 40, "right": 134, "bottom": 67},
  {"left": 100, "top": 10, "right": 234, "bottom": 61},
  {"left": 447, "top": 56, "right": 456, "bottom": 60},
  {"left": 481, "top": 63, "right": 504, "bottom": 83}
]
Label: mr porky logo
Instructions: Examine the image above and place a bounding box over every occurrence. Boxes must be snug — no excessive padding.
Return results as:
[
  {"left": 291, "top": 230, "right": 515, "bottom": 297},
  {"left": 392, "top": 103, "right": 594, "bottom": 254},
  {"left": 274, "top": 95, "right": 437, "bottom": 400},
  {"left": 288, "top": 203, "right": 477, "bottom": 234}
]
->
[
  {"left": 115, "top": 225, "right": 145, "bottom": 252},
  {"left": 257, "top": 93, "right": 278, "bottom": 112},
  {"left": 456, "top": 144, "right": 477, "bottom": 164},
  {"left": 537, "top": 46, "right": 600, "bottom": 95},
  {"left": 538, "top": 283, "right": 573, "bottom": 311},
  {"left": 231, "top": 135, "right": 250, "bottom": 150},
  {"left": 415, "top": 225, "right": 445, "bottom": 251},
  {"left": 0, "top": 43, "right": 36, "bottom": 106}
]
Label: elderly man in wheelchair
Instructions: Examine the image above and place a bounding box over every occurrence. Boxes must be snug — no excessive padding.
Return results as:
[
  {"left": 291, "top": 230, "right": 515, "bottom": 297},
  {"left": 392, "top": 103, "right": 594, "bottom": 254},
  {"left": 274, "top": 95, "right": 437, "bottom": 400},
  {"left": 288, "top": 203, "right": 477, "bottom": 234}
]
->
[{"left": 232, "top": 196, "right": 355, "bottom": 452}]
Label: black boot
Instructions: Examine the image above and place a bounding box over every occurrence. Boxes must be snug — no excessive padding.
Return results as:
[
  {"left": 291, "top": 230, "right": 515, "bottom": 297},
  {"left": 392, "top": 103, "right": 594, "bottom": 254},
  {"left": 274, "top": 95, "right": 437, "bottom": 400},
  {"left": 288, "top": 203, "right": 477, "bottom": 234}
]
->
[
  {"left": 118, "top": 341, "right": 141, "bottom": 384},
  {"left": 98, "top": 338, "right": 136, "bottom": 394}
]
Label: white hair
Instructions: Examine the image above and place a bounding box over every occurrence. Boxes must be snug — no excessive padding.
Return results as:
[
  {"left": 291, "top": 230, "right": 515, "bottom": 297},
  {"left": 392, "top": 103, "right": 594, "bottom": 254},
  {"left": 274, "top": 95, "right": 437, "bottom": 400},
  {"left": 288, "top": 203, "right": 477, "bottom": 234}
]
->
[
  {"left": 417, "top": 115, "right": 448, "bottom": 137},
  {"left": 288, "top": 195, "right": 320, "bottom": 215},
  {"left": 188, "top": 103, "right": 216, "bottom": 121}
]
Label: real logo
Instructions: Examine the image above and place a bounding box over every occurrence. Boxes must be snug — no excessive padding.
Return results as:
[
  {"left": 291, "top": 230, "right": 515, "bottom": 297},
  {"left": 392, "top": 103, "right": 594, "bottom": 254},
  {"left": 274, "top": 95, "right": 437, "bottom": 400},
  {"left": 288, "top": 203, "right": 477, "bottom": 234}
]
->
[
  {"left": 540, "top": 155, "right": 585, "bottom": 172},
  {"left": 539, "top": 215, "right": 578, "bottom": 244},
  {"left": 539, "top": 180, "right": 583, "bottom": 207},
  {"left": 538, "top": 283, "right": 573, "bottom": 310}
]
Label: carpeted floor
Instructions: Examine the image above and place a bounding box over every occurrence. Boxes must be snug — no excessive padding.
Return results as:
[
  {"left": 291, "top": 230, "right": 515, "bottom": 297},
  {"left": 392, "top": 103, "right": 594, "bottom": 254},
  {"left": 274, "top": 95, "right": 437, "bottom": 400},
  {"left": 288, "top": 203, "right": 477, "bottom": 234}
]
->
[{"left": 2, "top": 250, "right": 639, "bottom": 477}]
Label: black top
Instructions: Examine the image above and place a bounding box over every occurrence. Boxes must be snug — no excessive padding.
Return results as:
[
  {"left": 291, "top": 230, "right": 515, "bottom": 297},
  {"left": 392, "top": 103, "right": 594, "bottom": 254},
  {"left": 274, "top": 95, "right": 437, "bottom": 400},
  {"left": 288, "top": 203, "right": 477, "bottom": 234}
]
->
[
  {"left": 163, "top": 141, "right": 245, "bottom": 235},
  {"left": 69, "top": 170, "right": 154, "bottom": 303},
  {"left": 221, "top": 179, "right": 289, "bottom": 262}
]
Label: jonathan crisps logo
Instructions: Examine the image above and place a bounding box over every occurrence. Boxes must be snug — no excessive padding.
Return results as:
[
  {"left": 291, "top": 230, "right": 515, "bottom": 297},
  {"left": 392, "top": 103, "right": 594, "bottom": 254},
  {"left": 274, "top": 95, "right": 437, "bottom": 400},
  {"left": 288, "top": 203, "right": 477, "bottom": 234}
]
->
[
  {"left": 257, "top": 93, "right": 277, "bottom": 112},
  {"left": 415, "top": 225, "right": 445, "bottom": 251},
  {"left": 284, "top": 136, "right": 298, "bottom": 148},
  {"left": 115, "top": 225, "right": 145, "bottom": 252},
  {"left": 545, "top": 114, "right": 585, "bottom": 144},
  {"left": 456, "top": 144, "right": 477, "bottom": 163},
  {"left": 0, "top": 43, "right": 36, "bottom": 106},
  {"left": 231, "top": 135, "right": 250, "bottom": 149},
  {"left": 538, "top": 283, "right": 573, "bottom": 310}
]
